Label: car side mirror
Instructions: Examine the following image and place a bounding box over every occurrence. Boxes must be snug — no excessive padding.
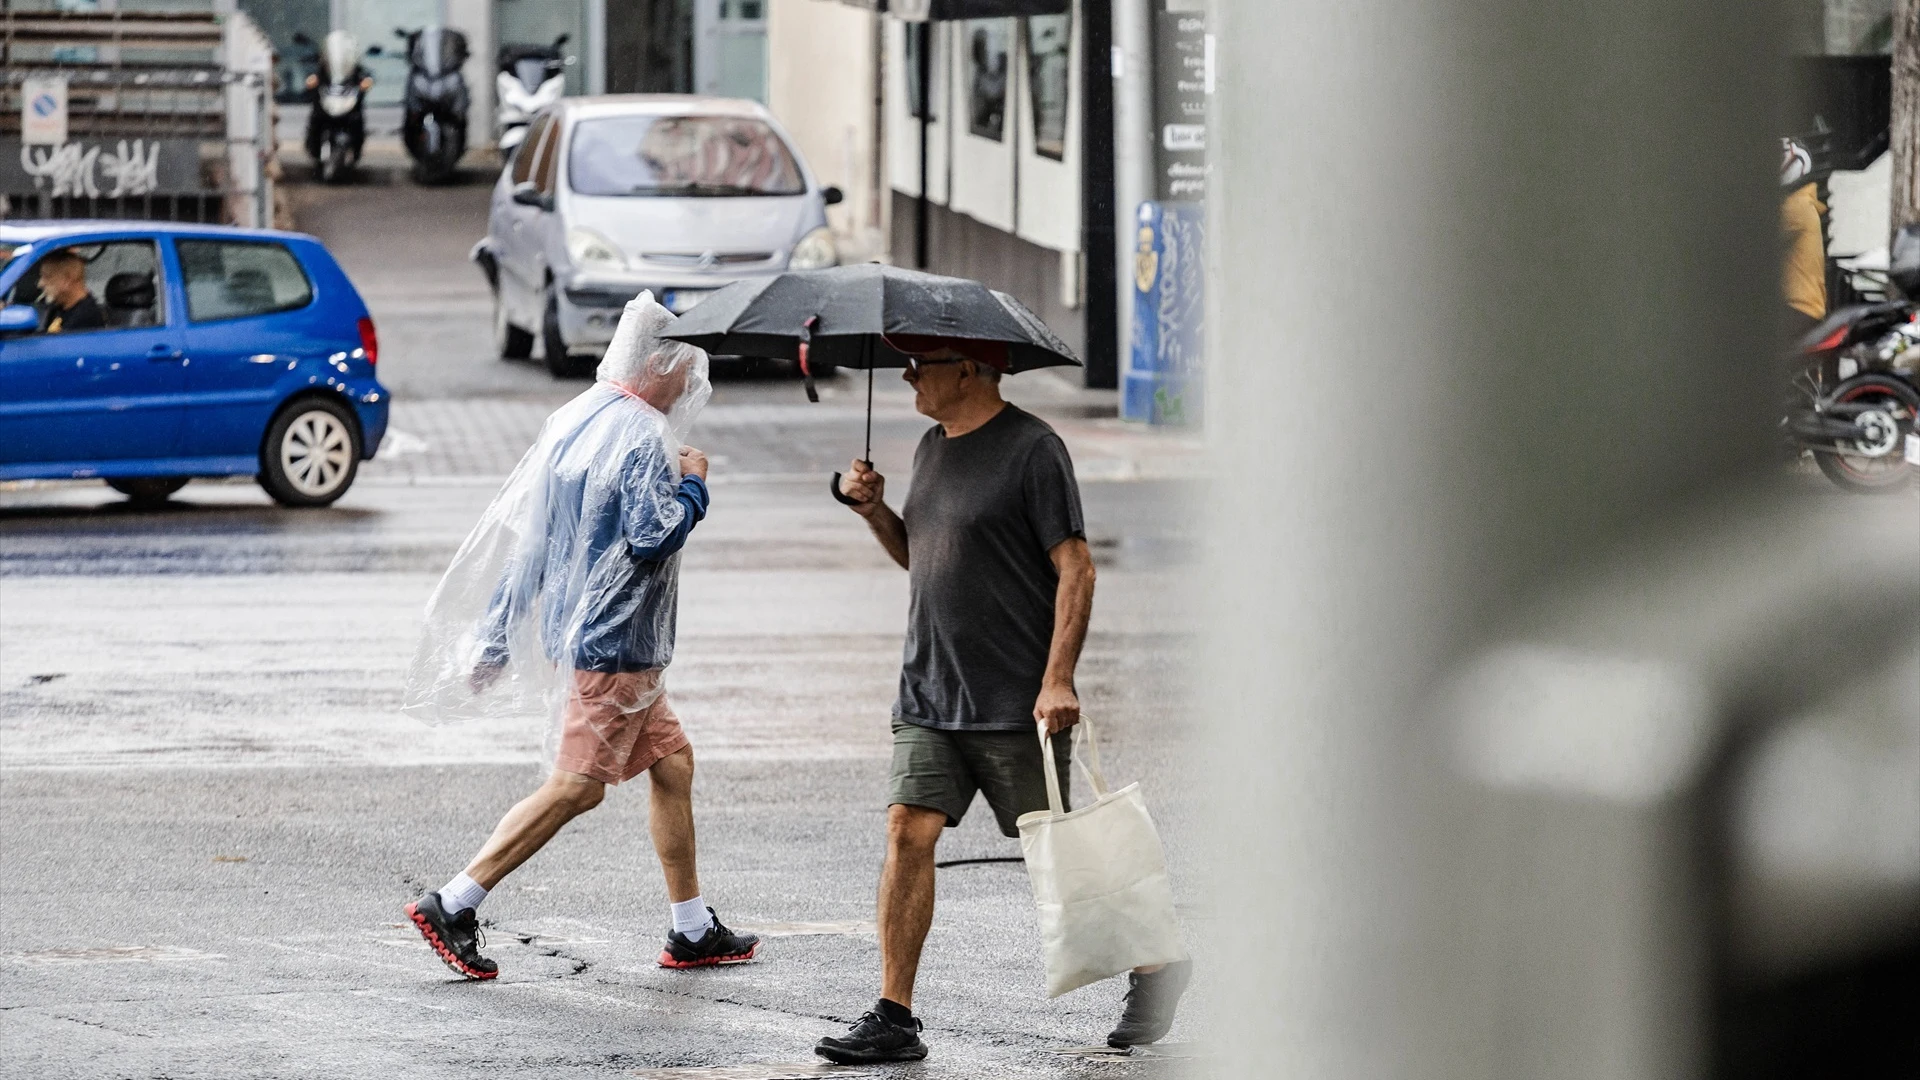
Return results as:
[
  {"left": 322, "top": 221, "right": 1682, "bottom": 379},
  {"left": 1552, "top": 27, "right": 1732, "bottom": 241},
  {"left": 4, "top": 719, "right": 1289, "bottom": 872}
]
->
[
  {"left": 511, "top": 181, "right": 552, "bottom": 211},
  {"left": 0, "top": 304, "right": 40, "bottom": 335},
  {"left": 822, "top": 185, "right": 844, "bottom": 206}
]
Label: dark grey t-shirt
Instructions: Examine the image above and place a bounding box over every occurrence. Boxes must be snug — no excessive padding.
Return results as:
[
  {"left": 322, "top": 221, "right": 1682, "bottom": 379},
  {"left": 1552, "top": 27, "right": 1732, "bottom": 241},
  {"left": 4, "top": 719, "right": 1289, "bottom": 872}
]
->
[{"left": 895, "top": 404, "right": 1085, "bottom": 732}]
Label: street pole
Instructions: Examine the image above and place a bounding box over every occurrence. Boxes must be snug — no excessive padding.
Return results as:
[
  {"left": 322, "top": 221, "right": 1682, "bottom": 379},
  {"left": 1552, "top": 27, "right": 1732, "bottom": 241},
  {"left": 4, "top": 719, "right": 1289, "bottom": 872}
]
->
[
  {"left": 1892, "top": 0, "right": 1920, "bottom": 236},
  {"left": 1111, "top": 0, "right": 1153, "bottom": 389},
  {"left": 915, "top": 19, "right": 932, "bottom": 270},
  {"left": 1081, "top": 0, "right": 1118, "bottom": 388}
]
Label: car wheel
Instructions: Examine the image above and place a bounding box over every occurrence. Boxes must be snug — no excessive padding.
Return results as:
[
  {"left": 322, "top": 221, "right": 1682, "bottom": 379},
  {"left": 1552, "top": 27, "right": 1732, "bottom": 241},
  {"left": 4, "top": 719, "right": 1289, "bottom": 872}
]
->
[
  {"left": 495, "top": 291, "right": 533, "bottom": 360},
  {"left": 259, "top": 397, "right": 360, "bottom": 507},
  {"left": 106, "top": 476, "right": 189, "bottom": 506},
  {"left": 543, "top": 290, "right": 590, "bottom": 378}
]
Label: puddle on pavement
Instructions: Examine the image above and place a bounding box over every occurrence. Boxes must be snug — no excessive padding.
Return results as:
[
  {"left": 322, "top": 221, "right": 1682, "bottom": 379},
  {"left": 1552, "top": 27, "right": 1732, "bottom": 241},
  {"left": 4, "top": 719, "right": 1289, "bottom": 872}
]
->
[
  {"left": 12, "top": 945, "right": 222, "bottom": 965},
  {"left": 1047, "top": 1043, "right": 1204, "bottom": 1062},
  {"left": 734, "top": 920, "right": 875, "bottom": 937},
  {"left": 628, "top": 1066, "right": 854, "bottom": 1079}
]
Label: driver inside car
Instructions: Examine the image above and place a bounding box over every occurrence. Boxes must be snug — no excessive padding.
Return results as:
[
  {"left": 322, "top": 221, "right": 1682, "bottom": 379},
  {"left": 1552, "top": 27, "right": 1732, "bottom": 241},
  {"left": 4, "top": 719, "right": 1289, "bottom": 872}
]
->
[{"left": 36, "top": 250, "right": 104, "bottom": 334}]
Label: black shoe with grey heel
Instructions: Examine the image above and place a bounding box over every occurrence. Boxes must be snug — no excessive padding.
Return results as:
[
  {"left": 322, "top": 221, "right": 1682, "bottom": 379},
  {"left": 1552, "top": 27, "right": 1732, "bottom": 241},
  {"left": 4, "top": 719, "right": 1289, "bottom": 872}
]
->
[{"left": 1107, "top": 959, "right": 1192, "bottom": 1047}]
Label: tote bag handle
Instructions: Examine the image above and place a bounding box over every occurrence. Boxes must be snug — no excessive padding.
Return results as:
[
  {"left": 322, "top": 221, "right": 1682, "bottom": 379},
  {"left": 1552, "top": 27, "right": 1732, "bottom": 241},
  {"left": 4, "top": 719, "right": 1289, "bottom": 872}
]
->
[{"left": 1038, "top": 714, "right": 1112, "bottom": 816}]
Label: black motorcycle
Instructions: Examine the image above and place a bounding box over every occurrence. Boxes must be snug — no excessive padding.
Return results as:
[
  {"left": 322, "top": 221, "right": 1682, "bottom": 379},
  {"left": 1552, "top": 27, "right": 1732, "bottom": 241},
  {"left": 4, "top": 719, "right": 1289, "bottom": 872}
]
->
[
  {"left": 395, "top": 25, "right": 470, "bottom": 184},
  {"left": 293, "top": 31, "right": 375, "bottom": 184},
  {"left": 1786, "top": 229, "right": 1920, "bottom": 492}
]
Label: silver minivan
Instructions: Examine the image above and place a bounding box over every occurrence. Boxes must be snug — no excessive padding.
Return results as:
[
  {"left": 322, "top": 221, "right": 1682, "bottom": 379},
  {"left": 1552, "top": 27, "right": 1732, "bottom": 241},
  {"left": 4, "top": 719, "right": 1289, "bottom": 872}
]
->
[{"left": 478, "top": 95, "right": 841, "bottom": 375}]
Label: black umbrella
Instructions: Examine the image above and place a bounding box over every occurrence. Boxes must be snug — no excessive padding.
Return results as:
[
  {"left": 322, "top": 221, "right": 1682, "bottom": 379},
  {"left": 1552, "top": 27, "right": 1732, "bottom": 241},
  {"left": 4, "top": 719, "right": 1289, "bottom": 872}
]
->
[{"left": 664, "top": 264, "right": 1081, "bottom": 493}]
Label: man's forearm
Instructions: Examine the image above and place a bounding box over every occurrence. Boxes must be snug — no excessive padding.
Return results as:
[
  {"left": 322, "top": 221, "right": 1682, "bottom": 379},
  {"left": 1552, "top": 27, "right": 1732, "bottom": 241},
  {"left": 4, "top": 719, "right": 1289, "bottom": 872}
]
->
[
  {"left": 862, "top": 502, "right": 910, "bottom": 569},
  {"left": 1043, "top": 557, "right": 1094, "bottom": 687}
]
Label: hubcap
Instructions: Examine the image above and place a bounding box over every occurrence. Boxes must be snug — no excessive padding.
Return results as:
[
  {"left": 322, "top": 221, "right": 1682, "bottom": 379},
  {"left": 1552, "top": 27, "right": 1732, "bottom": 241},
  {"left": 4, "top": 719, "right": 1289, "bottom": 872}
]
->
[
  {"left": 281, "top": 410, "right": 352, "bottom": 496},
  {"left": 1850, "top": 408, "right": 1900, "bottom": 458}
]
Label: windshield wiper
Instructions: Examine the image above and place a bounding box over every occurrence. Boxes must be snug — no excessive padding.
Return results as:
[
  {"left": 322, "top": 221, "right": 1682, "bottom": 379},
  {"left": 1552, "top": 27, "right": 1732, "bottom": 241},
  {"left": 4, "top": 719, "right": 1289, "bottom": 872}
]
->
[{"left": 627, "top": 182, "right": 765, "bottom": 197}]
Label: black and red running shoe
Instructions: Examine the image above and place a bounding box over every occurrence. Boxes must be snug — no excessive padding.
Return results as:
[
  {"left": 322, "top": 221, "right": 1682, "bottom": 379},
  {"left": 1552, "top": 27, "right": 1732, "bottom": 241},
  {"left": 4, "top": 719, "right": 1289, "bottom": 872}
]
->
[
  {"left": 406, "top": 891, "right": 498, "bottom": 980},
  {"left": 658, "top": 908, "right": 760, "bottom": 968}
]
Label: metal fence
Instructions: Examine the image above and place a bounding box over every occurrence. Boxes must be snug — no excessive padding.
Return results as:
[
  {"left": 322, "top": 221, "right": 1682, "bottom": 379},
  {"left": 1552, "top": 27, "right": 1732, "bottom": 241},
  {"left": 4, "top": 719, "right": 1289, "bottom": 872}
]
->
[{"left": 0, "top": 6, "right": 273, "bottom": 226}]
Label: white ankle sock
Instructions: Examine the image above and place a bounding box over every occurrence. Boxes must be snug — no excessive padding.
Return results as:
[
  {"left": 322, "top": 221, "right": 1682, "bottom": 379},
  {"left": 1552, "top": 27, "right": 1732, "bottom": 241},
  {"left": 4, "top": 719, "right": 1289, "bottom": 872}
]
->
[
  {"left": 438, "top": 873, "right": 488, "bottom": 916},
  {"left": 671, "top": 896, "right": 713, "bottom": 941}
]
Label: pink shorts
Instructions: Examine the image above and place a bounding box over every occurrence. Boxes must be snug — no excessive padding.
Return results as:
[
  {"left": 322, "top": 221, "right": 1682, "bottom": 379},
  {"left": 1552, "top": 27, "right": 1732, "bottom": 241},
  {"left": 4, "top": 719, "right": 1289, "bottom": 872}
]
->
[{"left": 553, "top": 670, "right": 689, "bottom": 785}]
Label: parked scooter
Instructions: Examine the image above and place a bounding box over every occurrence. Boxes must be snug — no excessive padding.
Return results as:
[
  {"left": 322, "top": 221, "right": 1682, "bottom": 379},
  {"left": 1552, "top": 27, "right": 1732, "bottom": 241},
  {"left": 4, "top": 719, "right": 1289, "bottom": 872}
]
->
[
  {"left": 1786, "top": 226, "right": 1920, "bottom": 492},
  {"left": 496, "top": 34, "right": 570, "bottom": 161},
  {"left": 294, "top": 31, "right": 375, "bottom": 184},
  {"left": 396, "top": 25, "right": 470, "bottom": 184}
]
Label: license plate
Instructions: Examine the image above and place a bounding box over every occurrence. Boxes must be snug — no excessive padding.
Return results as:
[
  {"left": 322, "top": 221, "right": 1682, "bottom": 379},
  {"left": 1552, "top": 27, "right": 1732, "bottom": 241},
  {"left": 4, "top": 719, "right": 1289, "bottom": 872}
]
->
[
  {"left": 1906, "top": 432, "right": 1920, "bottom": 466},
  {"left": 663, "top": 289, "right": 711, "bottom": 314}
]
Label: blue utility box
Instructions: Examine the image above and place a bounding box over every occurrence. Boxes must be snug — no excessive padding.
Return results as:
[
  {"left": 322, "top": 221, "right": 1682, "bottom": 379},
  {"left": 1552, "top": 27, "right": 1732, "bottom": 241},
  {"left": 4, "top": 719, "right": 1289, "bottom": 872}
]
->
[{"left": 1123, "top": 201, "right": 1204, "bottom": 425}]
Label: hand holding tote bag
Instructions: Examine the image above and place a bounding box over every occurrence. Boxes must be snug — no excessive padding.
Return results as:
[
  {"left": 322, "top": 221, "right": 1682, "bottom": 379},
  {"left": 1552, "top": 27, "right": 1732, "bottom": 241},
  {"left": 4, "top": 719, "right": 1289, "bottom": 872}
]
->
[{"left": 1015, "top": 717, "right": 1185, "bottom": 998}]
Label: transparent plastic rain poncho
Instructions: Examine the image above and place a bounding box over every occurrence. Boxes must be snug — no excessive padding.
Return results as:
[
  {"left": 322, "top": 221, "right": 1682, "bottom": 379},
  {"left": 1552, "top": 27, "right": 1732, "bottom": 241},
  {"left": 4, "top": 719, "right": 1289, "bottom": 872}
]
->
[{"left": 402, "top": 293, "right": 712, "bottom": 758}]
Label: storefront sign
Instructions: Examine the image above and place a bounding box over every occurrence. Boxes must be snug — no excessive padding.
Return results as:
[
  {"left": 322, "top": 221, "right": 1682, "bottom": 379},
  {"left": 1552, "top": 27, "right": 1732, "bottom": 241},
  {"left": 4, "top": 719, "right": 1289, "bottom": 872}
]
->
[
  {"left": 1152, "top": 8, "right": 1208, "bottom": 202},
  {"left": 20, "top": 77, "right": 68, "bottom": 146}
]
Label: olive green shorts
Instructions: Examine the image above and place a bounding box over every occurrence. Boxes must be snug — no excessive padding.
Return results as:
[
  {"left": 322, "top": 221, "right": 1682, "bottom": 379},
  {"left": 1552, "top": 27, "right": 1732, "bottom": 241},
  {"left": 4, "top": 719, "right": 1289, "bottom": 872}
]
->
[{"left": 888, "top": 716, "right": 1072, "bottom": 838}]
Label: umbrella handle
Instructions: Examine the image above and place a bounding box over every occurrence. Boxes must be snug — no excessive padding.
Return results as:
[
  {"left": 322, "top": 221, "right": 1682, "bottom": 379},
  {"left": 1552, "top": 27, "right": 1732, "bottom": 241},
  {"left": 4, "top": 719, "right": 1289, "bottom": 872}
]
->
[{"left": 829, "top": 472, "right": 864, "bottom": 507}]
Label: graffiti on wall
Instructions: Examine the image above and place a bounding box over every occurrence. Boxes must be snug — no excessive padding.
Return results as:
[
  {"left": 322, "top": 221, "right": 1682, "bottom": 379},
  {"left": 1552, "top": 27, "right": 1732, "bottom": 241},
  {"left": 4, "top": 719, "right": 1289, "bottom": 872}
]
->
[{"left": 18, "top": 140, "right": 163, "bottom": 198}]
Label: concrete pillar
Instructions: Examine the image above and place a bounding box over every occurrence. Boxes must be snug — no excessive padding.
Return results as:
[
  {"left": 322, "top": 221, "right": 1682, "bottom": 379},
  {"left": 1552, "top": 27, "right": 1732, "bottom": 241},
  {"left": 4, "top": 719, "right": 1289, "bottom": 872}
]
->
[
  {"left": 1111, "top": 0, "right": 1152, "bottom": 384},
  {"left": 1203, "top": 1, "right": 1794, "bottom": 1077},
  {"left": 444, "top": 0, "right": 491, "bottom": 150}
]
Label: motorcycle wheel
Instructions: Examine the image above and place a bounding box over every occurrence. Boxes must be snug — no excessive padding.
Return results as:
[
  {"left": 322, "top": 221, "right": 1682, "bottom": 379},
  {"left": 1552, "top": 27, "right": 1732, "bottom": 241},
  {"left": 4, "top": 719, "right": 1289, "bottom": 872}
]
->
[
  {"left": 495, "top": 291, "right": 533, "bottom": 360},
  {"left": 1812, "top": 374, "right": 1920, "bottom": 493},
  {"left": 317, "top": 139, "right": 338, "bottom": 184}
]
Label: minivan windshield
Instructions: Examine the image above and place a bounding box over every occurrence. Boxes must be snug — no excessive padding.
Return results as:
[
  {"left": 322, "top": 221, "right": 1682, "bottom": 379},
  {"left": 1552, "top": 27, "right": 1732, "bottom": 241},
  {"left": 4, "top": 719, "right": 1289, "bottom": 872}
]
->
[{"left": 568, "top": 115, "right": 806, "bottom": 197}]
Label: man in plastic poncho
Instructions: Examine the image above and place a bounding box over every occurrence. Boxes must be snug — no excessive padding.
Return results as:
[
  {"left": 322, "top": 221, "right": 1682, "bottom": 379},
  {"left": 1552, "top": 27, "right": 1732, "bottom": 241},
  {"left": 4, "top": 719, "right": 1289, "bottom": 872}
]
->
[{"left": 401, "top": 293, "right": 759, "bottom": 980}]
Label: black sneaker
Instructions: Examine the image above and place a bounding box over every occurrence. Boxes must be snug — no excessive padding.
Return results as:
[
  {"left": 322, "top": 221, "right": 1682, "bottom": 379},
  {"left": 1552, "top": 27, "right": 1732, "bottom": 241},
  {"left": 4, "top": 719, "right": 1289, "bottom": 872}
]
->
[
  {"left": 814, "top": 1008, "right": 929, "bottom": 1065},
  {"left": 405, "top": 891, "right": 498, "bottom": 980},
  {"left": 657, "top": 907, "right": 760, "bottom": 968},
  {"left": 1107, "top": 960, "right": 1192, "bottom": 1047}
]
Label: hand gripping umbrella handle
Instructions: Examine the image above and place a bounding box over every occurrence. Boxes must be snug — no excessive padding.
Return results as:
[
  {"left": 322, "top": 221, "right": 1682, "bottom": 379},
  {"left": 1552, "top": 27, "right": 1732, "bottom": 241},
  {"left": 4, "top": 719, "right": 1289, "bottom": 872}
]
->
[{"left": 830, "top": 472, "right": 863, "bottom": 506}]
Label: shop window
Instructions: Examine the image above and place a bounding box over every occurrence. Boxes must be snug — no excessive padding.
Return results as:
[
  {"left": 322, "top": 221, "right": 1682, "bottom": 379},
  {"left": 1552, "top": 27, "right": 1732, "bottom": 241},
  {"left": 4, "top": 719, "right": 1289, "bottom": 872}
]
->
[
  {"left": 966, "top": 19, "right": 1009, "bottom": 142},
  {"left": 1025, "top": 14, "right": 1070, "bottom": 160}
]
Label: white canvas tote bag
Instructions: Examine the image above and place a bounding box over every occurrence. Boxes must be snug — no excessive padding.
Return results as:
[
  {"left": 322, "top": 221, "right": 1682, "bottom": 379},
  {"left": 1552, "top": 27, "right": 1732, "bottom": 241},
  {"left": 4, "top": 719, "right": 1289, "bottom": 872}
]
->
[{"left": 1016, "top": 717, "right": 1185, "bottom": 998}]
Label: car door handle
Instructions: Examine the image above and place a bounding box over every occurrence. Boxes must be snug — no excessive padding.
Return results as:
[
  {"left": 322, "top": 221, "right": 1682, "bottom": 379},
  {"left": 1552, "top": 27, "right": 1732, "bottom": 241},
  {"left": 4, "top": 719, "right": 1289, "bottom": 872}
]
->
[{"left": 148, "top": 345, "right": 184, "bottom": 361}]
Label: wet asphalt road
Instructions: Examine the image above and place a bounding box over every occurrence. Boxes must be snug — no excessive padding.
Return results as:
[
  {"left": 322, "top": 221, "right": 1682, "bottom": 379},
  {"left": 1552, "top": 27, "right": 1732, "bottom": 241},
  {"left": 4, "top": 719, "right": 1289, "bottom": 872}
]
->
[{"left": 0, "top": 169, "right": 1209, "bottom": 1078}]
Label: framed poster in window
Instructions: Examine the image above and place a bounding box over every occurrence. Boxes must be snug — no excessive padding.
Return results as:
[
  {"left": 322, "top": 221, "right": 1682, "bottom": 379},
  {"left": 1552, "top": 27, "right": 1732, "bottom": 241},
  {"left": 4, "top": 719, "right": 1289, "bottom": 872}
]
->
[
  {"left": 966, "top": 19, "right": 1009, "bottom": 142},
  {"left": 1024, "top": 14, "right": 1071, "bottom": 160}
]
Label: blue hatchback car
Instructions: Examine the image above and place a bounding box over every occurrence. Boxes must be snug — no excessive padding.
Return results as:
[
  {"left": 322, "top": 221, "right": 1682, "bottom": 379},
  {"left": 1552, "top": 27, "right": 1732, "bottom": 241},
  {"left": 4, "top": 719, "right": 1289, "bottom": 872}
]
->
[{"left": 0, "top": 222, "right": 388, "bottom": 507}]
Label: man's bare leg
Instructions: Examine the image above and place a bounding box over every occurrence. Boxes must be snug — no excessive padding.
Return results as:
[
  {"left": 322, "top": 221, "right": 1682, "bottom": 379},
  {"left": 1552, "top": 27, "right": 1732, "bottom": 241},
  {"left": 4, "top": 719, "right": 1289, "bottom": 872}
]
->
[
  {"left": 647, "top": 746, "right": 699, "bottom": 903},
  {"left": 407, "top": 769, "right": 604, "bottom": 979},
  {"left": 878, "top": 803, "right": 946, "bottom": 1009},
  {"left": 463, "top": 769, "right": 606, "bottom": 889}
]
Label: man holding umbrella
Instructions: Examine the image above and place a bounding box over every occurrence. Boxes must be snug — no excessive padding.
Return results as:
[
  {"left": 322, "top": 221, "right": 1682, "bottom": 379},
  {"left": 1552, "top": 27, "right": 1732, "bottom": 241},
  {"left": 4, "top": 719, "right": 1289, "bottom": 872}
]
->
[
  {"left": 662, "top": 265, "right": 1193, "bottom": 1059},
  {"left": 818, "top": 344, "right": 1191, "bottom": 1063}
]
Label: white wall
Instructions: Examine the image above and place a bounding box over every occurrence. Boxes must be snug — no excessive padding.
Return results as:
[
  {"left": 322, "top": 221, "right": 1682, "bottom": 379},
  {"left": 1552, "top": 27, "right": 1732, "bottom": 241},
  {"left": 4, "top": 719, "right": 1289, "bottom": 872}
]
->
[
  {"left": 768, "top": 0, "right": 884, "bottom": 260},
  {"left": 887, "top": 16, "right": 951, "bottom": 207},
  {"left": 885, "top": 8, "right": 1082, "bottom": 257},
  {"left": 947, "top": 18, "right": 1017, "bottom": 233},
  {"left": 1014, "top": 8, "right": 1081, "bottom": 255}
]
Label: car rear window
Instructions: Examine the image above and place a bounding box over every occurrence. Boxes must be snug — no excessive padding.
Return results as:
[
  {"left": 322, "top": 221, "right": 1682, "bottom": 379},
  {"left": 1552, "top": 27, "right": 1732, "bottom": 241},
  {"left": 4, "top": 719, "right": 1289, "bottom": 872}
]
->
[
  {"left": 178, "top": 240, "right": 313, "bottom": 322},
  {"left": 568, "top": 115, "right": 805, "bottom": 197}
]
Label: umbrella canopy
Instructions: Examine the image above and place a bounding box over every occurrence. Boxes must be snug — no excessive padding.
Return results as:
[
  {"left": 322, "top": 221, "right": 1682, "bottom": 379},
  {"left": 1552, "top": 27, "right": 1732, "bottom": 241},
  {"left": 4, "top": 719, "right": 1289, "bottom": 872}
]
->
[{"left": 661, "top": 263, "right": 1082, "bottom": 373}]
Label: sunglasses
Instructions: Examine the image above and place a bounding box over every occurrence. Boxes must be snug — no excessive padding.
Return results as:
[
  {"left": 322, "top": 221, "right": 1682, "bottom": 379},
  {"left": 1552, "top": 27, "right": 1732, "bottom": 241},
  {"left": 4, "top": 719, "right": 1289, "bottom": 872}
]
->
[{"left": 904, "top": 356, "right": 967, "bottom": 376}]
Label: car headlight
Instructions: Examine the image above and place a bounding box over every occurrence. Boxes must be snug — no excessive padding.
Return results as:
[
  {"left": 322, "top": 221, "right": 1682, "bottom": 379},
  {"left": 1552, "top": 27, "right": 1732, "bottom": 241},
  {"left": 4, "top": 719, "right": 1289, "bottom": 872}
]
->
[
  {"left": 789, "top": 226, "right": 838, "bottom": 271},
  {"left": 566, "top": 227, "right": 625, "bottom": 272}
]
